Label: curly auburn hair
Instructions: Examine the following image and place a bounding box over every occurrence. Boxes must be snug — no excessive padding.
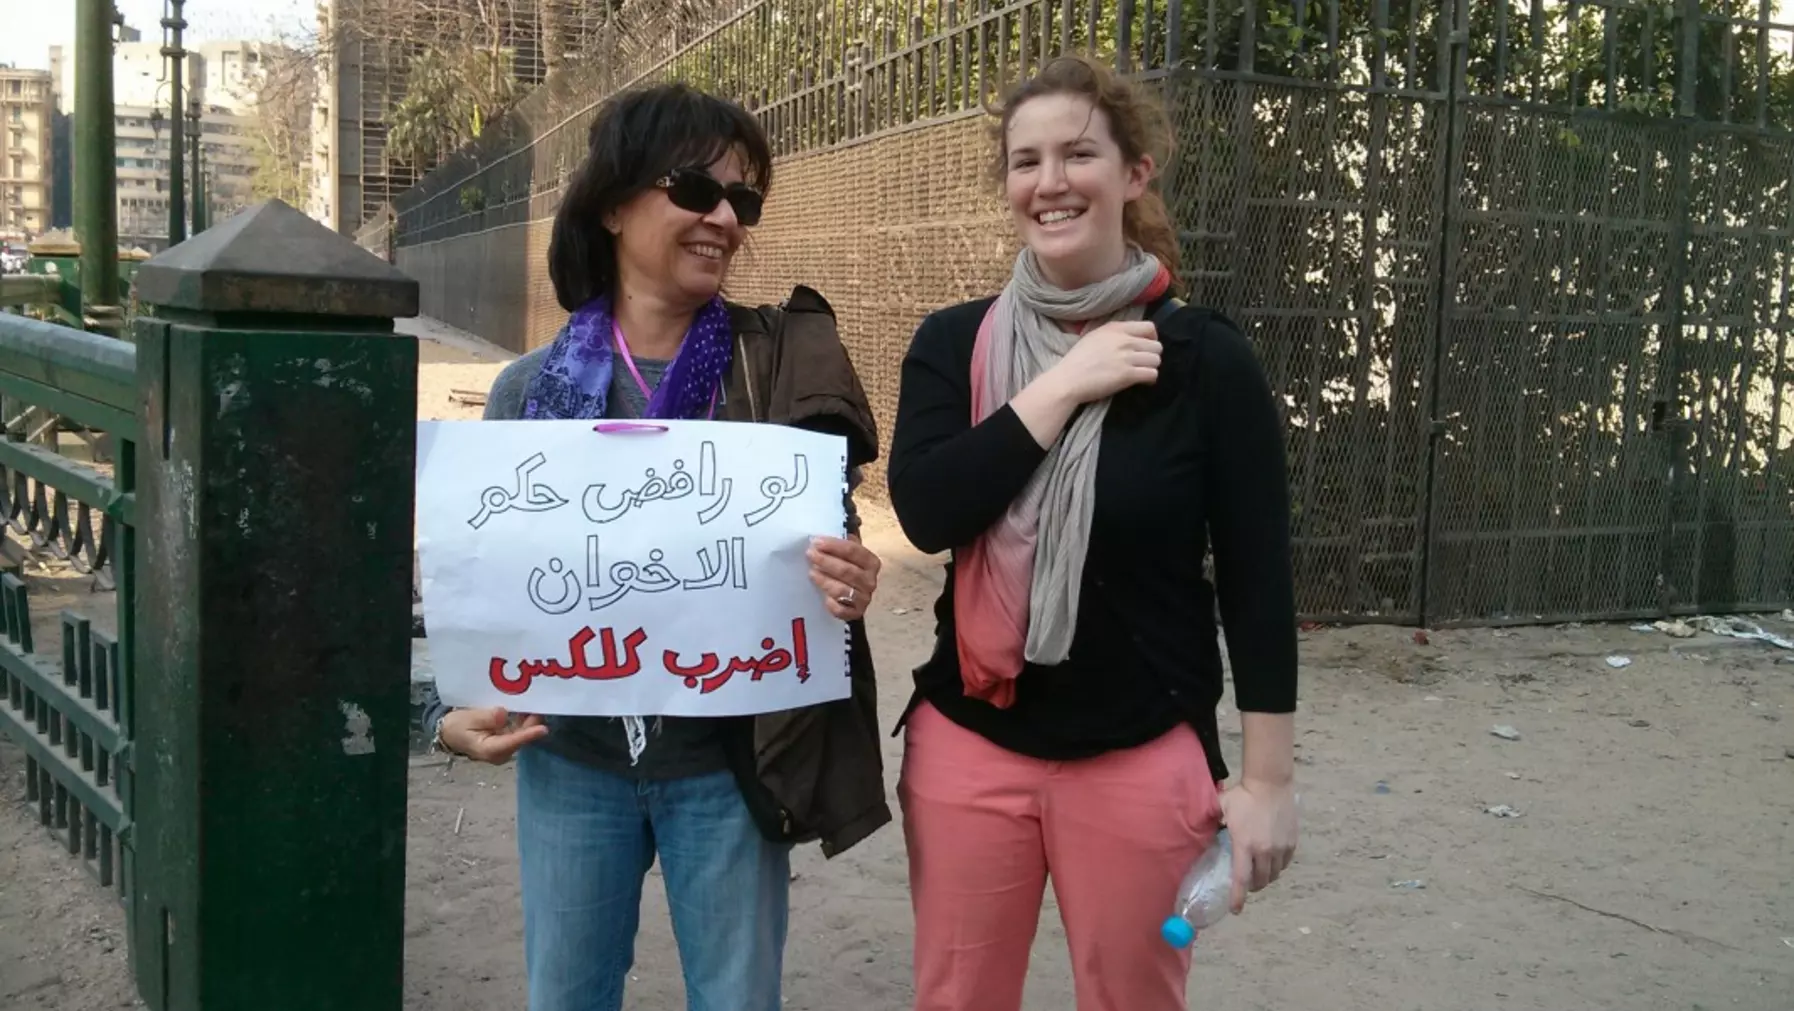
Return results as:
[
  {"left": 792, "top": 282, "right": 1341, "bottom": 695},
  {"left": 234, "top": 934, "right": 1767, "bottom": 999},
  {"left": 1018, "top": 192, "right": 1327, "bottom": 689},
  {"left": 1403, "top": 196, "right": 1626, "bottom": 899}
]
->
[{"left": 989, "top": 55, "right": 1180, "bottom": 278}]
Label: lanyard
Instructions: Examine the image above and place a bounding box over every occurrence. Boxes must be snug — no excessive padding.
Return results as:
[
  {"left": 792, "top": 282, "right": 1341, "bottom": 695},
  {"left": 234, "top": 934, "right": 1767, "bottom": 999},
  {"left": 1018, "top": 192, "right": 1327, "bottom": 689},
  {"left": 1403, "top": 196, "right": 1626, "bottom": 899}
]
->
[{"left": 612, "top": 320, "right": 720, "bottom": 419}]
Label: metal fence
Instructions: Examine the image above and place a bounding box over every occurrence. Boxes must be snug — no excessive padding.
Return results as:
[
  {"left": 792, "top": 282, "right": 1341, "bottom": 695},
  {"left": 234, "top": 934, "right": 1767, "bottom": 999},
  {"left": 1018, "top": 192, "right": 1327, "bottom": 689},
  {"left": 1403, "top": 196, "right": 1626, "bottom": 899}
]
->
[
  {"left": 322, "top": 0, "right": 622, "bottom": 232},
  {"left": 4, "top": 214, "right": 423, "bottom": 1008},
  {"left": 0, "top": 311, "right": 137, "bottom": 896},
  {"left": 392, "top": 0, "right": 1794, "bottom": 625}
]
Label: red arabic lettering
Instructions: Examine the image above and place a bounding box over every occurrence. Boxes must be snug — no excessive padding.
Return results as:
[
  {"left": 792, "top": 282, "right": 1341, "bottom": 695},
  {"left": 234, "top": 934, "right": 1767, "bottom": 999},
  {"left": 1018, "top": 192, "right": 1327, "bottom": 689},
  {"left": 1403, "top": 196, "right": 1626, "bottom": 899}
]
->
[
  {"left": 664, "top": 649, "right": 725, "bottom": 693},
  {"left": 489, "top": 626, "right": 649, "bottom": 696},
  {"left": 790, "top": 617, "right": 810, "bottom": 682},
  {"left": 664, "top": 618, "right": 813, "bottom": 695},
  {"left": 489, "top": 656, "right": 526, "bottom": 695}
]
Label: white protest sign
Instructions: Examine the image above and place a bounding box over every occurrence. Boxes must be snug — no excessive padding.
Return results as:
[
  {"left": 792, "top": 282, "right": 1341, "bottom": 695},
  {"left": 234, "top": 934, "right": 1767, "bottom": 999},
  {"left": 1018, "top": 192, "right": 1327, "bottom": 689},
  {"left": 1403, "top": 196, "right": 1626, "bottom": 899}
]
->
[{"left": 415, "top": 419, "right": 850, "bottom": 717}]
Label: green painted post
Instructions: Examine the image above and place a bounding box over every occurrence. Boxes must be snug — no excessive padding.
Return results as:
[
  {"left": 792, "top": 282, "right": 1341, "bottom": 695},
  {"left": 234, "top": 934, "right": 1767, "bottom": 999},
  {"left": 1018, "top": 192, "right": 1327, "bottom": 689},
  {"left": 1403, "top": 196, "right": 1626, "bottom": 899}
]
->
[
  {"left": 24, "top": 235, "right": 83, "bottom": 324},
  {"left": 19, "top": 240, "right": 150, "bottom": 325},
  {"left": 119, "top": 246, "right": 151, "bottom": 312},
  {"left": 75, "top": 0, "right": 123, "bottom": 335},
  {"left": 129, "top": 199, "right": 419, "bottom": 1011}
]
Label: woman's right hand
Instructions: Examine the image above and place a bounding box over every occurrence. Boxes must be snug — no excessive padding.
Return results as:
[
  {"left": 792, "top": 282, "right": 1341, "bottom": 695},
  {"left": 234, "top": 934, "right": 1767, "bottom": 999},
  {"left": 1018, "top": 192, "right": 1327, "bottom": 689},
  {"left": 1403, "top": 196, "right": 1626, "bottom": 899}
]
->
[
  {"left": 1011, "top": 320, "right": 1162, "bottom": 447},
  {"left": 438, "top": 707, "right": 549, "bottom": 764},
  {"left": 1047, "top": 319, "right": 1161, "bottom": 403}
]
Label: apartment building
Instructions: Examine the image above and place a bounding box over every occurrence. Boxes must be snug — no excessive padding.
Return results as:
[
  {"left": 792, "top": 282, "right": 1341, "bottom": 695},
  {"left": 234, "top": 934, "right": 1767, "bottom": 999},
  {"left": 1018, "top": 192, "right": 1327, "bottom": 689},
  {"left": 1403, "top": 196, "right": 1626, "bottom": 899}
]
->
[
  {"left": 113, "top": 102, "right": 259, "bottom": 251},
  {"left": 62, "top": 41, "right": 263, "bottom": 250},
  {"left": 196, "top": 41, "right": 263, "bottom": 115},
  {"left": 0, "top": 66, "right": 54, "bottom": 240},
  {"left": 113, "top": 105, "right": 174, "bottom": 248}
]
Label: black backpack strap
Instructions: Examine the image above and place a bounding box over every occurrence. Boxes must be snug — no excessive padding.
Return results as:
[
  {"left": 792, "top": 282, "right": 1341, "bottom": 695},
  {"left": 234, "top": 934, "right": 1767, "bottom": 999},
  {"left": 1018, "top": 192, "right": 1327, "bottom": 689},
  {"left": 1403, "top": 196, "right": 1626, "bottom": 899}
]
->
[
  {"left": 1060, "top": 296, "right": 1191, "bottom": 432},
  {"left": 1150, "top": 295, "right": 1188, "bottom": 332}
]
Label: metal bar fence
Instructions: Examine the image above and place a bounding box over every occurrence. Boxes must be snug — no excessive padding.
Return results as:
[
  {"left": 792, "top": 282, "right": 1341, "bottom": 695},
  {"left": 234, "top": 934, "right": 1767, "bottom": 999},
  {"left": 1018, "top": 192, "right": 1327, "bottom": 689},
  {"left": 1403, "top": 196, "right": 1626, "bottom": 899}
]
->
[
  {"left": 0, "top": 312, "right": 137, "bottom": 895},
  {"left": 388, "top": 0, "right": 1794, "bottom": 624}
]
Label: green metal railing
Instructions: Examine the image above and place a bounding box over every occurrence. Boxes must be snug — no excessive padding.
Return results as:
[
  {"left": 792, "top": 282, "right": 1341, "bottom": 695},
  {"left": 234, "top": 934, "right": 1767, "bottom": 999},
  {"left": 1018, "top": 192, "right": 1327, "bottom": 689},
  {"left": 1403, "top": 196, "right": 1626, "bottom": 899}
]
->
[
  {"left": 2, "top": 0, "right": 136, "bottom": 895},
  {"left": 0, "top": 311, "right": 137, "bottom": 896},
  {"left": 0, "top": 270, "right": 75, "bottom": 327},
  {"left": 4, "top": 3, "right": 416, "bottom": 1004},
  {"left": 0, "top": 274, "right": 61, "bottom": 309},
  {"left": 2, "top": 194, "right": 421, "bottom": 1009},
  {"left": 4, "top": 250, "right": 145, "bottom": 329}
]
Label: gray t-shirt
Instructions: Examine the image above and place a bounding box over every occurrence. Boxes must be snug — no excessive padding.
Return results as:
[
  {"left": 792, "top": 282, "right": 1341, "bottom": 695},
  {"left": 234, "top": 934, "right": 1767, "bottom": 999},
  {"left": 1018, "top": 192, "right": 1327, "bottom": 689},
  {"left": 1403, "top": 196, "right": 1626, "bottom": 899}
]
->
[{"left": 539, "top": 353, "right": 730, "bottom": 779}]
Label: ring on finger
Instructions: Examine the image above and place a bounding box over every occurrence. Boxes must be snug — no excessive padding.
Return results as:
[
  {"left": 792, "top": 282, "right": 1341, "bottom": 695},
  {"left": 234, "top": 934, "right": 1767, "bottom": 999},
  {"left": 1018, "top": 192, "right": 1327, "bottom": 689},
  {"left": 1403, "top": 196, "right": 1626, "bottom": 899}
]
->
[{"left": 836, "top": 586, "right": 856, "bottom": 607}]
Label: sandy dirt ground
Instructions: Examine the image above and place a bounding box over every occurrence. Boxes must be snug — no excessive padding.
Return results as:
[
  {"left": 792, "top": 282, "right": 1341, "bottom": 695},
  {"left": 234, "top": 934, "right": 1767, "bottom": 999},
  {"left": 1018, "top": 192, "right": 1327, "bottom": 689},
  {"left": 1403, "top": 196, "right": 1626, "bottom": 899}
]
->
[
  {"left": 3, "top": 321, "right": 1792, "bottom": 1011},
  {"left": 399, "top": 315, "right": 517, "bottom": 421}
]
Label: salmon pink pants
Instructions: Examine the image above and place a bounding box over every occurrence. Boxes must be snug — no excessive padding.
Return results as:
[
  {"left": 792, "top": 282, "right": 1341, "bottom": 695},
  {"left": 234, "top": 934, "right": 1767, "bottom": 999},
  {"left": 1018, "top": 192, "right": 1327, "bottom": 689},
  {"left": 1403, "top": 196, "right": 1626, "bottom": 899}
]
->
[{"left": 899, "top": 701, "right": 1223, "bottom": 1011}]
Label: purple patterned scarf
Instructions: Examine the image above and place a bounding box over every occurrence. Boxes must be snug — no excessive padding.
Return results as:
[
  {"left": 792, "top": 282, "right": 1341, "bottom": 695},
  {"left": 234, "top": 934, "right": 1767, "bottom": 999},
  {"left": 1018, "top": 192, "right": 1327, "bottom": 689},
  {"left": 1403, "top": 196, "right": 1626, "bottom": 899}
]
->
[{"left": 521, "top": 294, "right": 734, "bottom": 421}]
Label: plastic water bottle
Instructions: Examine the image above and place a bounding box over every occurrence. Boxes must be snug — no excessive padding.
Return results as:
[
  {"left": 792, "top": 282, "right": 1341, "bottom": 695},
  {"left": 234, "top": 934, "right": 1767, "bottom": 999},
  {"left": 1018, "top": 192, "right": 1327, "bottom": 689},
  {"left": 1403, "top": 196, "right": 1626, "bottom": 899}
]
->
[{"left": 1160, "top": 828, "right": 1233, "bottom": 949}]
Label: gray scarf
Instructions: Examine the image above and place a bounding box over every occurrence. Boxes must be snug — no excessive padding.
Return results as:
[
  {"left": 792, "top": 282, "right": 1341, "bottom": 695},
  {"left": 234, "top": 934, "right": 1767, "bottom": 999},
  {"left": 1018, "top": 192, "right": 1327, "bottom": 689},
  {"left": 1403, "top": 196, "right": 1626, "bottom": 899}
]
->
[{"left": 978, "top": 245, "right": 1166, "bottom": 664}]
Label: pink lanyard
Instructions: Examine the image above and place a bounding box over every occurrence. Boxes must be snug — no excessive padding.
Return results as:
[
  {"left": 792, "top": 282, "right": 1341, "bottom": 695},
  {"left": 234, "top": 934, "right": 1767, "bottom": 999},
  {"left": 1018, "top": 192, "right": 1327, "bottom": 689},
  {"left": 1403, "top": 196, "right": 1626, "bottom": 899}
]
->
[{"left": 612, "top": 320, "right": 720, "bottom": 419}]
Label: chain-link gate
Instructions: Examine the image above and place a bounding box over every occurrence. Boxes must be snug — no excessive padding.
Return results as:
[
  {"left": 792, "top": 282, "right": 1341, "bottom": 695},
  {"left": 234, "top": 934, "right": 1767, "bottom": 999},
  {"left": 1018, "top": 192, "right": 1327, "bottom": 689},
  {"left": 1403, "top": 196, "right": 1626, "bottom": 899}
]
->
[
  {"left": 1426, "top": 0, "right": 1794, "bottom": 623},
  {"left": 1167, "top": 74, "right": 1447, "bottom": 623}
]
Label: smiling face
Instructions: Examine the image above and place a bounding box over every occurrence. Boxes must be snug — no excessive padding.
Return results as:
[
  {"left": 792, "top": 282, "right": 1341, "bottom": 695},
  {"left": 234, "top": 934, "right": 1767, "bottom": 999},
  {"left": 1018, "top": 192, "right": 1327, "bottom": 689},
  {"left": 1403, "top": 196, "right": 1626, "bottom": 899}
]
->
[
  {"left": 607, "top": 147, "right": 752, "bottom": 310},
  {"left": 1003, "top": 93, "right": 1153, "bottom": 290}
]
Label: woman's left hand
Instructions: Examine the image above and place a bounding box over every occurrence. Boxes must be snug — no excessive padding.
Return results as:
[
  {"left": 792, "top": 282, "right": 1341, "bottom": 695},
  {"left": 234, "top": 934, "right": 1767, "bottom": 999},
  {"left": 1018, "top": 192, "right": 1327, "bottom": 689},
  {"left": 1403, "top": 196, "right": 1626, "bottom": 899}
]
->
[
  {"left": 1218, "top": 777, "right": 1300, "bottom": 914},
  {"left": 808, "top": 535, "right": 880, "bottom": 621}
]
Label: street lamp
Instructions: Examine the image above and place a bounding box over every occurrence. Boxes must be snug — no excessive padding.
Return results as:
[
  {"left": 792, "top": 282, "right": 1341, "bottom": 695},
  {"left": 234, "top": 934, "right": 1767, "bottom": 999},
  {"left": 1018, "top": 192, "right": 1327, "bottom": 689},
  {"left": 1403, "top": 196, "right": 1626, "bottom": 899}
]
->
[
  {"left": 144, "top": 77, "right": 185, "bottom": 248},
  {"left": 161, "top": 0, "right": 187, "bottom": 243},
  {"left": 187, "top": 96, "right": 205, "bottom": 233}
]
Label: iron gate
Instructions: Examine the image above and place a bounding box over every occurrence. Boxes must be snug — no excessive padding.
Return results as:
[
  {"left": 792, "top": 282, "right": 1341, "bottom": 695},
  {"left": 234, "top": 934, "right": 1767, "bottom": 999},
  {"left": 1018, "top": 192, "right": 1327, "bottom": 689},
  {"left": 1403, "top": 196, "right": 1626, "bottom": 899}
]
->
[{"left": 1162, "top": 0, "right": 1794, "bottom": 624}]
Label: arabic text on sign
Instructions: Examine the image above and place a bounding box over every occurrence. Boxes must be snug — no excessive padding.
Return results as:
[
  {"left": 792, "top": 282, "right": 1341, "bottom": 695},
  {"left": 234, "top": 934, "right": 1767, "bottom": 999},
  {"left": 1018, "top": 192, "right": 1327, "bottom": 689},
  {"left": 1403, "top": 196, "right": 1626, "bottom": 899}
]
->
[{"left": 488, "top": 618, "right": 813, "bottom": 697}]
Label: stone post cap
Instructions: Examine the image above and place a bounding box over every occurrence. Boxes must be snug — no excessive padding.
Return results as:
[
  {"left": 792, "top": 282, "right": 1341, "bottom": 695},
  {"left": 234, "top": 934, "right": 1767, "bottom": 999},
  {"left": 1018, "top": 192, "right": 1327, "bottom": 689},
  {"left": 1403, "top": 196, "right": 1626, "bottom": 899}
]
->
[{"left": 135, "top": 199, "right": 420, "bottom": 318}]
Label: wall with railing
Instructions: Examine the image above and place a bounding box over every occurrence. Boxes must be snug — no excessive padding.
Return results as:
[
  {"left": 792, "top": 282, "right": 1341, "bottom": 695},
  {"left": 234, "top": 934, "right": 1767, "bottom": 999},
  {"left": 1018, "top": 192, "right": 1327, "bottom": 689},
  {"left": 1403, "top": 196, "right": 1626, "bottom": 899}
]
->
[{"left": 391, "top": 0, "right": 1794, "bottom": 624}]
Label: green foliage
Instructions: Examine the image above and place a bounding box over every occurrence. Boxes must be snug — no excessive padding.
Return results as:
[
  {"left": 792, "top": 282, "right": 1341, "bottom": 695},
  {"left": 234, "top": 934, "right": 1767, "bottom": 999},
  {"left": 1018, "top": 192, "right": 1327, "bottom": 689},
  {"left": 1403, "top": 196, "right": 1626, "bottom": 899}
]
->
[
  {"left": 388, "top": 46, "right": 522, "bottom": 169},
  {"left": 244, "top": 45, "right": 316, "bottom": 208},
  {"left": 1196, "top": 0, "right": 1794, "bottom": 126},
  {"left": 250, "top": 138, "right": 311, "bottom": 206}
]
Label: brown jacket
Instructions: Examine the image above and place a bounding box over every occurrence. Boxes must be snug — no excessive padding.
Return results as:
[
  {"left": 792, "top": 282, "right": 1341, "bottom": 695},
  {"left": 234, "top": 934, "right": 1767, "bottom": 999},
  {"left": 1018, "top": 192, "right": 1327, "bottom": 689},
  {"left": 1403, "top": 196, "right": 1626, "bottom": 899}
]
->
[{"left": 717, "top": 285, "right": 892, "bottom": 857}]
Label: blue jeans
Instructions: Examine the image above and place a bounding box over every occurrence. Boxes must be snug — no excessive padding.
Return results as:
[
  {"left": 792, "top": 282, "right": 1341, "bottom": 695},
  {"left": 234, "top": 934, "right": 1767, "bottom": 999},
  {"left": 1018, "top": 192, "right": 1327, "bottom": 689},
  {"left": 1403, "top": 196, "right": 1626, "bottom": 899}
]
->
[{"left": 516, "top": 747, "right": 791, "bottom": 1011}]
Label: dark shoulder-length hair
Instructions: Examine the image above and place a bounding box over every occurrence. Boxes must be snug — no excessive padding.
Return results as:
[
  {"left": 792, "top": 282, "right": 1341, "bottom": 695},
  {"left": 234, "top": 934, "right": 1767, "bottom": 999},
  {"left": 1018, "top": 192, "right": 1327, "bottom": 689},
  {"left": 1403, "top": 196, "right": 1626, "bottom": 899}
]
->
[{"left": 548, "top": 83, "right": 773, "bottom": 312}]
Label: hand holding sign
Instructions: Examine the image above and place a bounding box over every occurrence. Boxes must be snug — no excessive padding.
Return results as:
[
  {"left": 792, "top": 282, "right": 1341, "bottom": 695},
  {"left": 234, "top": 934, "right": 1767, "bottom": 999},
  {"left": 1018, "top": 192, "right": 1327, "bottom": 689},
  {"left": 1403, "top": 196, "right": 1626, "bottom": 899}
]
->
[
  {"left": 438, "top": 707, "right": 549, "bottom": 764},
  {"left": 416, "top": 420, "right": 851, "bottom": 718},
  {"left": 808, "top": 535, "right": 880, "bottom": 621}
]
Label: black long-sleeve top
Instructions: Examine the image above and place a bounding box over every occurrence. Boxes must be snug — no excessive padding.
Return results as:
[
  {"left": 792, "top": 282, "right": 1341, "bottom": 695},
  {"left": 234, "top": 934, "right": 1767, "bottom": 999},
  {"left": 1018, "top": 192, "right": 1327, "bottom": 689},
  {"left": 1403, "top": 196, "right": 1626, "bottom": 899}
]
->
[{"left": 886, "top": 296, "right": 1298, "bottom": 782}]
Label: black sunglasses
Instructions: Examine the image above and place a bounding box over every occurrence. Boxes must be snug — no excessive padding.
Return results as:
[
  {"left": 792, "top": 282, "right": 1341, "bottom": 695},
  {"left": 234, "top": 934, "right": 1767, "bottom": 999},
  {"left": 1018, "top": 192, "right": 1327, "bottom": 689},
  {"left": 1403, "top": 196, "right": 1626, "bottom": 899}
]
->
[{"left": 654, "top": 168, "right": 765, "bottom": 226}]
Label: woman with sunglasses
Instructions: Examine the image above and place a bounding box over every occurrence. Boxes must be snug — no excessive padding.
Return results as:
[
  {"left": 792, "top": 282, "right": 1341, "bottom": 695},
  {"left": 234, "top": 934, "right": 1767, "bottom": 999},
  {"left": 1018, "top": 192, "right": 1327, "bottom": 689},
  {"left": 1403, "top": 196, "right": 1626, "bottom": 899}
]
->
[{"left": 418, "top": 83, "right": 890, "bottom": 1011}]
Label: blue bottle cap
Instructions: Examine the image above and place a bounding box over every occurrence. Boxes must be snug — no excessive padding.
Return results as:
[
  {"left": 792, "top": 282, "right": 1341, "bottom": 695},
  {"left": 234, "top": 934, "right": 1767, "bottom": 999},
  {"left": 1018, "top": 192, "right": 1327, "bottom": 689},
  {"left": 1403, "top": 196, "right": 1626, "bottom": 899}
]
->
[{"left": 1160, "top": 916, "right": 1195, "bottom": 949}]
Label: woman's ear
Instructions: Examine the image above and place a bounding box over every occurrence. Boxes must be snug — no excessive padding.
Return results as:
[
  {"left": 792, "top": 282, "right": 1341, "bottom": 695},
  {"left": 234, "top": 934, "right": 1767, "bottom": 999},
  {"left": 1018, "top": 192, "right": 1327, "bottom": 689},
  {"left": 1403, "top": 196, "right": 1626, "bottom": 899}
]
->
[{"left": 1125, "top": 153, "right": 1155, "bottom": 202}]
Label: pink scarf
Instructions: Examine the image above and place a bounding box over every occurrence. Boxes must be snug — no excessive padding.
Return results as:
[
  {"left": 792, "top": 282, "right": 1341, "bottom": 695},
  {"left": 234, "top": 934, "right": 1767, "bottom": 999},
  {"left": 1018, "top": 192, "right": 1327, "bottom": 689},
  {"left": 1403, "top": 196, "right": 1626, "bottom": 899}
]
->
[{"left": 954, "top": 263, "right": 1172, "bottom": 708}]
